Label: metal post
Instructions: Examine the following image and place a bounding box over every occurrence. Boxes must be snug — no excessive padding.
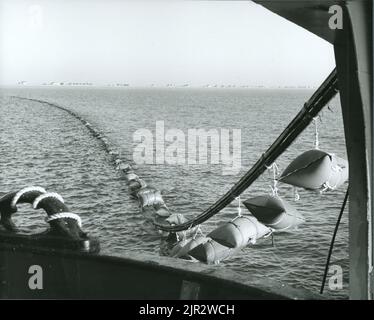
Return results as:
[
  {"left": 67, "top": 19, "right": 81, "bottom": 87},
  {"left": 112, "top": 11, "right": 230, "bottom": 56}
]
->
[{"left": 334, "top": 0, "right": 372, "bottom": 299}]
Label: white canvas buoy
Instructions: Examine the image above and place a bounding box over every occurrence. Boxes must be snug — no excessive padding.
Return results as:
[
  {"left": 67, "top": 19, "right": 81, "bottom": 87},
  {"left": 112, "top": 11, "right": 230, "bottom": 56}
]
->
[
  {"left": 141, "top": 206, "right": 157, "bottom": 221},
  {"left": 137, "top": 187, "right": 165, "bottom": 209},
  {"left": 243, "top": 195, "right": 304, "bottom": 231},
  {"left": 164, "top": 213, "right": 199, "bottom": 239},
  {"left": 128, "top": 179, "right": 146, "bottom": 196},
  {"left": 208, "top": 216, "right": 271, "bottom": 248},
  {"left": 124, "top": 172, "right": 139, "bottom": 183},
  {"left": 188, "top": 239, "right": 235, "bottom": 264},
  {"left": 155, "top": 205, "right": 171, "bottom": 217},
  {"left": 169, "top": 238, "right": 189, "bottom": 257},
  {"left": 278, "top": 149, "right": 348, "bottom": 192},
  {"left": 172, "top": 235, "right": 209, "bottom": 258}
]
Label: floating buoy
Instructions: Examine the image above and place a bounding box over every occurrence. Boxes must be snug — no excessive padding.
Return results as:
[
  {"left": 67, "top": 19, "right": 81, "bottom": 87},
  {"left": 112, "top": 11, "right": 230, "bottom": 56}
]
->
[
  {"left": 169, "top": 238, "right": 189, "bottom": 257},
  {"left": 243, "top": 195, "right": 304, "bottom": 231},
  {"left": 163, "top": 213, "right": 199, "bottom": 239},
  {"left": 155, "top": 205, "right": 170, "bottom": 217},
  {"left": 141, "top": 206, "right": 157, "bottom": 221},
  {"left": 120, "top": 164, "right": 132, "bottom": 174},
  {"left": 165, "top": 213, "right": 186, "bottom": 226},
  {"left": 124, "top": 172, "right": 139, "bottom": 183},
  {"left": 137, "top": 187, "right": 164, "bottom": 209},
  {"left": 172, "top": 235, "right": 209, "bottom": 258},
  {"left": 208, "top": 216, "right": 271, "bottom": 248},
  {"left": 141, "top": 204, "right": 171, "bottom": 222},
  {"left": 278, "top": 149, "right": 348, "bottom": 191},
  {"left": 188, "top": 239, "right": 235, "bottom": 264},
  {"left": 128, "top": 179, "right": 146, "bottom": 196}
]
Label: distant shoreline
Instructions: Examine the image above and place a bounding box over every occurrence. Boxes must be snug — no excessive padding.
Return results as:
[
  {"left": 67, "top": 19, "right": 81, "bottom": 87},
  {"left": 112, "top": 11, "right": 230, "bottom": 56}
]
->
[{"left": 0, "top": 85, "right": 317, "bottom": 90}]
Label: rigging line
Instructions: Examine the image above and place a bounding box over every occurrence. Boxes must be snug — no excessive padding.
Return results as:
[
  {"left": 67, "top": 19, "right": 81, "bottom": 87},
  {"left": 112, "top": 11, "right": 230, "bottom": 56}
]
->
[
  {"left": 320, "top": 188, "right": 349, "bottom": 295},
  {"left": 313, "top": 116, "right": 320, "bottom": 149},
  {"left": 154, "top": 68, "right": 339, "bottom": 232}
]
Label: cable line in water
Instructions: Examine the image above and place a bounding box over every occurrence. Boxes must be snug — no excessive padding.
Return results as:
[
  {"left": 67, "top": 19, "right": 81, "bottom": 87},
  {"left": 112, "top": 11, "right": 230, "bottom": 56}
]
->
[{"left": 154, "top": 68, "right": 339, "bottom": 232}]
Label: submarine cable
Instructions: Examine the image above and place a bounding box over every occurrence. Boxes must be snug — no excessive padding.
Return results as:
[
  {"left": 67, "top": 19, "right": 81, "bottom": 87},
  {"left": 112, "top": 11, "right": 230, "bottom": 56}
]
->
[{"left": 155, "top": 68, "right": 339, "bottom": 232}]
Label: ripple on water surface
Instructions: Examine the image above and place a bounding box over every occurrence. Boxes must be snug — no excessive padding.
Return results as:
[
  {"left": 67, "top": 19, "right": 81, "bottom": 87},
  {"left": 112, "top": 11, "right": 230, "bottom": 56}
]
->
[{"left": 0, "top": 89, "right": 349, "bottom": 298}]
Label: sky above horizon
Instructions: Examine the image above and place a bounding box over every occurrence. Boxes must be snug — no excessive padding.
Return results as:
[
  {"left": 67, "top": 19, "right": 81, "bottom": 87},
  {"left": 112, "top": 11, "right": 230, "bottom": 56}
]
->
[{"left": 0, "top": 0, "right": 335, "bottom": 87}]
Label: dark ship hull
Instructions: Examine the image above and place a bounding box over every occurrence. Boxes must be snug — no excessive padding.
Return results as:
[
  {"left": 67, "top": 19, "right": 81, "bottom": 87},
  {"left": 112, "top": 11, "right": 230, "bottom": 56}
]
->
[{"left": 0, "top": 241, "right": 317, "bottom": 299}]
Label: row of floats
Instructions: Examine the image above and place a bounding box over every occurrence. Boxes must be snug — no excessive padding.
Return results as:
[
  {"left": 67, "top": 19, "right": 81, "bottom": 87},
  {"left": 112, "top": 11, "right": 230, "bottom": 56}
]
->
[
  {"left": 26, "top": 97, "right": 348, "bottom": 265},
  {"left": 120, "top": 148, "right": 348, "bottom": 265}
]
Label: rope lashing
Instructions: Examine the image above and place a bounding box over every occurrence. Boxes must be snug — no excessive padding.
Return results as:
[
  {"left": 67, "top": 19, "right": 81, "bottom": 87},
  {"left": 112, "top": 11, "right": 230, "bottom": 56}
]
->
[
  {"left": 32, "top": 192, "right": 65, "bottom": 209},
  {"left": 266, "top": 162, "right": 280, "bottom": 197},
  {"left": 2, "top": 187, "right": 88, "bottom": 236},
  {"left": 320, "top": 157, "right": 343, "bottom": 194},
  {"left": 320, "top": 180, "right": 339, "bottom": 193},
  {"left": 45, "top": 212, "right": 82, "bottom": 228},
  {"left": 249, "top": 218, "right": 259, "bottom": 245},
  {"left": 10, "top": 186, "right": 47, "bottom": 209},
  {"left": 194, "top": 225, "right": 204, "bottom": 238},
  {"left": 293, "top": 187, "right": 300, "bottom": 201},
  {"left": 263, "top": 228, "right": 274, "bottom": 238},
  {"left": 236, "top": 195, "right": 242, "bottom": 217},
  {"left": 313, "top": 116, "right": 321, "bottom": 150},
  {"left": 195, "top": 225, "right": 205, "bottom": 238},
  {"left": 192, "top": 226, "right": 199, "bottom": 239},
  {"left": 263, "top": 227, "right": 275, "bottom": 247}
]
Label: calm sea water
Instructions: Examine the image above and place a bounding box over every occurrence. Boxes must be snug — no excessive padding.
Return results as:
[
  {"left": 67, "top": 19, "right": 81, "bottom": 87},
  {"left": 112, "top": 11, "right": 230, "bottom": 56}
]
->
[{"left": 0, "top": 86, "right": 348, "bottom": 298}]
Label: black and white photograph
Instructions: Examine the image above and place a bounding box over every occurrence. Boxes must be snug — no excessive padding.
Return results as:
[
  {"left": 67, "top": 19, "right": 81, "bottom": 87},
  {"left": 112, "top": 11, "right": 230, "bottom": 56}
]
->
[{"left": 0, "top": 0, "right": 372, "bottom": 304}]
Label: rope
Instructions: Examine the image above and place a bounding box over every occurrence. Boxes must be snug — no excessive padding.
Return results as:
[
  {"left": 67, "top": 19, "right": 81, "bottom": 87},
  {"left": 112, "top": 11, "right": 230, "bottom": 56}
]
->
[
  {"left": 267, "top": 162, "right": 280, "bottom": 197},
  {"left": 32, "top": 192, "right": 64, "bottom": 209},
  {"left": 10, "top": 186, "right": 47, "bottom": 209},
  {"left": 320, "top": 188, "right": 349, "bottom": 294},
  {"left": 196, "top": 225, "right": 205, "bottom": 238},
  {"left": 270, "top": 184, "right": 279, "bottom": 197},
  {"left": 313, "top": 116, "right": 320, "bottom": 150},
  {"left": 249, "top": 217, "right": 259, "bottom": 245},
  {"left": 236, "top": 196, "right": 242, "bottom": 217},
  {"left": 262, "top": 229, "right": 275, "bottom": 246},
  {"left": 45, "top": 212, "right": 82, "bottom": 228},
  {"left": 320, "top": 160, "right": 344, "bottom": 193},
  {"left": 192, "top": 227, "right": 199, "bottom": 239},
  {"left": 293, "top": 187, "right": 300, "bottom": 201},
  {"left": 321, "top": 181, "right": 337, "bottom": 193}
]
